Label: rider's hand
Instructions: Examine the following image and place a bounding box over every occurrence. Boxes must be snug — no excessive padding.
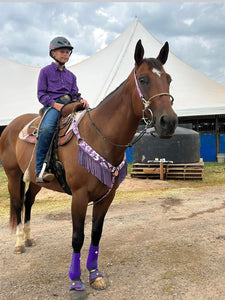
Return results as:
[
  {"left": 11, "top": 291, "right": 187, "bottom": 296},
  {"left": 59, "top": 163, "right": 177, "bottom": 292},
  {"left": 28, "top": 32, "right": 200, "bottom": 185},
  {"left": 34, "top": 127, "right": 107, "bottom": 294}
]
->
[
  {"left": 80, "top": 99, "right": 89, "bottom": 108},
  {"left": 61, "top": 102, "right": 85, "bottom": 117},
  {"left": 52, "top": 102, "right": 64, "bottom": 111}
]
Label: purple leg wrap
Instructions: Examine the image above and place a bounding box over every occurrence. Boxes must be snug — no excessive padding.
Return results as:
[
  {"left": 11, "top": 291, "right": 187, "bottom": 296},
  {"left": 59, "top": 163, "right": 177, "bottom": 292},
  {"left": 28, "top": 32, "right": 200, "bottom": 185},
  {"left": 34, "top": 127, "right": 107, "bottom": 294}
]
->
[
  {"left": 86, "top": 245, "right": 99, "bottom": 271},
  {"left": 89, "top": 269, "right": 103, "bottom": 284},
  {"left": 70, "top": 280, "right": 85, "bottom": 291},
  {"left": 69, "top": 252, "right": 81, "bottom": 280}
]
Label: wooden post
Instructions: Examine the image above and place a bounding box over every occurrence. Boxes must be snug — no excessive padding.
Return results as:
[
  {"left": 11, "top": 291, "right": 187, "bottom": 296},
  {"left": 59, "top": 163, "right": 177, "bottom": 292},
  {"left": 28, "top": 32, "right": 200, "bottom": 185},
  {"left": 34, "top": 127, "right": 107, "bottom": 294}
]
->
[
  {"left": 215, "top": 115, "right": 220, "bottom": 159},
  {"left": 160, "top": 161, "right": 164, "bottom": 180}
]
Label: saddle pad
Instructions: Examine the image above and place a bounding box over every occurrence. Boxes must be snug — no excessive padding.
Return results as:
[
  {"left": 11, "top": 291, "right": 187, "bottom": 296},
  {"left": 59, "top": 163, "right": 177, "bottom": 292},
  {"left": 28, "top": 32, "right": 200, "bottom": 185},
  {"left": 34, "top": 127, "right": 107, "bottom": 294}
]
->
[
  {"left": 19, "top": 110, "right": 87, "bottom": 146},
  {"left": 19, "top": 116, "right": 40, "bottom": 144}
]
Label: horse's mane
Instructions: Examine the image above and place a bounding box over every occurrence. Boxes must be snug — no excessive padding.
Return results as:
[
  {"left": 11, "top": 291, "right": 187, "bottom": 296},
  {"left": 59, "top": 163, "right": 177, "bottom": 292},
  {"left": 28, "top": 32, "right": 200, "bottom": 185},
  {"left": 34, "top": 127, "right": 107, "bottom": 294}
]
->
[
  {"left": 96, "top": 80, "right": 126, "bottom": 108},
  {"left": 95, "top": 58, "right": 162, "bottom": 109}
]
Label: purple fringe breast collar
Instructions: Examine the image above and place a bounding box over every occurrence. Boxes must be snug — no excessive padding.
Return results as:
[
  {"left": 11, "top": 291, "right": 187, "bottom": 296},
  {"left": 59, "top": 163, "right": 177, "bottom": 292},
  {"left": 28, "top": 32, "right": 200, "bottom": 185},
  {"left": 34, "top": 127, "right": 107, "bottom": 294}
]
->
[{"left": 72, "top": 119, "right": 127, "bottom": 197}]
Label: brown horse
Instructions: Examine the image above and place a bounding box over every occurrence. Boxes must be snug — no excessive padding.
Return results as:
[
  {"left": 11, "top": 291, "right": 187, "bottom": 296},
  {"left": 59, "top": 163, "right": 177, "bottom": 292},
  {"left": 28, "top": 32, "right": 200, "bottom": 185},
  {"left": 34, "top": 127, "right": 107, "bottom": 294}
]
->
[{"left": 0, "top": 40, "right": 177, "bottom": 299}]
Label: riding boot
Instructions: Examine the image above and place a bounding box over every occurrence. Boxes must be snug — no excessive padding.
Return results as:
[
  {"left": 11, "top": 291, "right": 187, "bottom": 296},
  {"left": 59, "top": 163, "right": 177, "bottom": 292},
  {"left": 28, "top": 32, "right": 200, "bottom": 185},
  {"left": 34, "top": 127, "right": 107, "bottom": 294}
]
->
[{"left": 36, "top": 171, "right": 55, "bottom": 183}]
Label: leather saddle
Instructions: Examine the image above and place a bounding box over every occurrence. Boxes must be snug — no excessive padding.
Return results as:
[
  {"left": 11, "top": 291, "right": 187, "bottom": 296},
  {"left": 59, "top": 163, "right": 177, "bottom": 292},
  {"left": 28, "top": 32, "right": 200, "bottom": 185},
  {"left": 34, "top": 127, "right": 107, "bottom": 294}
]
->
[
  {"left": 19, "top": 101, "right": 85, "bottom": 146},
  {"left": 19, "top": 101, "right": 86, "bottom": 194}
]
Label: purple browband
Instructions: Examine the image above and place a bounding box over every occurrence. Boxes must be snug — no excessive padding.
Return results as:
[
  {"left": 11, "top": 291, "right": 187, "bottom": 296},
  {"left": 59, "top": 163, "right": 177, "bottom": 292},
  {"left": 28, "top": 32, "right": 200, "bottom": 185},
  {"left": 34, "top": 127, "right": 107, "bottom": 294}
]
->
[
  {"left": 134, "top": 69, "right": 144, "bottom": 99},
  {"left": 72, "top": 119, "right": 127, "bottom": 203}
]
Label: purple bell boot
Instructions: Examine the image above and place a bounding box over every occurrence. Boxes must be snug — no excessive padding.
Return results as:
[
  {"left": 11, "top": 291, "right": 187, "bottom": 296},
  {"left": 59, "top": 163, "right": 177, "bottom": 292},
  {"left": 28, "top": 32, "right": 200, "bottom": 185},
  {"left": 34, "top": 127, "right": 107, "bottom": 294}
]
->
[
  {"left": 86, "top": 245, "right": 103, "bottom": 284},
  {"left": 69, "top": 252, "right": 85, "bottom": 291}
]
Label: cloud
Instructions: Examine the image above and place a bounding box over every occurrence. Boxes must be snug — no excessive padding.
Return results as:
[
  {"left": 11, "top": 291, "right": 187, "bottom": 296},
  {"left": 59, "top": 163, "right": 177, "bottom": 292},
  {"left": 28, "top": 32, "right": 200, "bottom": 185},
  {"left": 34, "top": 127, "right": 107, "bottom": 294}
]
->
[{"left": 0, "top": 2, "right": 224, "bottom": 85}]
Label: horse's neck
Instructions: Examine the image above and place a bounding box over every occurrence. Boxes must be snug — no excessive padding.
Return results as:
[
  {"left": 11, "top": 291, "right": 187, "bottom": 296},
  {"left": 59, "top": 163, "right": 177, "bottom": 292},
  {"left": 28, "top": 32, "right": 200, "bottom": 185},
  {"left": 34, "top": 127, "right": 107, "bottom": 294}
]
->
[{"left": 81, "top": 79, "right": 140, "bottom": 165}]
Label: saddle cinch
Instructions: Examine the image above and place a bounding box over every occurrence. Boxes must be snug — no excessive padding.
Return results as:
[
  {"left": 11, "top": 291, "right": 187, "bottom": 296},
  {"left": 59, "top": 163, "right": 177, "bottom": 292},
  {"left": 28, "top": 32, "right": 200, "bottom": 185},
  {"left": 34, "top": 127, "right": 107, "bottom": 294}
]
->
[{"left": 19, "top": 101, "right": 86, "bottom": 195}]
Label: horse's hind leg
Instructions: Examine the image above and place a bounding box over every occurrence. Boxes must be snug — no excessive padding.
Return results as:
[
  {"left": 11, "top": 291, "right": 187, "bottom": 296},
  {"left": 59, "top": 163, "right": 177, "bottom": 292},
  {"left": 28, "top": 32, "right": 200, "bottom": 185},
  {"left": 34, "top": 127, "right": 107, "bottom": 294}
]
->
[
  {"left": 7, "top": 169, "right": 26, "bottom": 254},
  {"left": 7, "top": 169, "right": 40, "bottom": 253},
  {"left": 23, "top": 182, "right": 41, "bottom": 247}
]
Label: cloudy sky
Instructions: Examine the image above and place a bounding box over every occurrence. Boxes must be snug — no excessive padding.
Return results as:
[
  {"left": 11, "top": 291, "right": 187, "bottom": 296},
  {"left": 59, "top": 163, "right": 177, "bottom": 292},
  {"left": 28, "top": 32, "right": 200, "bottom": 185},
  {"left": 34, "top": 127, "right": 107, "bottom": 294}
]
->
[{"left": 1, "top": 1, "right": 225, "bottom": 85}]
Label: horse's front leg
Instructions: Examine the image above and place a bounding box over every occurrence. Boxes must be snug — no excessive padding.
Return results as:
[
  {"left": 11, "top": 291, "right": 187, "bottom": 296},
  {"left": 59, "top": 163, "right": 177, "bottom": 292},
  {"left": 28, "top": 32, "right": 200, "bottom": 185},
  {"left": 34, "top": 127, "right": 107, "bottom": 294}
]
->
[
  {"left": 87, "top": 191, "right": 115, "bottom": 290},
  {"left": 69, "top": 193, "right": 88, "bottom": 299}
]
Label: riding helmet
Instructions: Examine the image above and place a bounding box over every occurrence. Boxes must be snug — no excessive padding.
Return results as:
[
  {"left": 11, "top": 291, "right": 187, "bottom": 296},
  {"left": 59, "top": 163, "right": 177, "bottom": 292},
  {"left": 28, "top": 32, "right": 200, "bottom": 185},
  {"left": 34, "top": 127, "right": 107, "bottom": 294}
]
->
[{"left": 49, "top": 36, "right": 73, "bottom": 58}]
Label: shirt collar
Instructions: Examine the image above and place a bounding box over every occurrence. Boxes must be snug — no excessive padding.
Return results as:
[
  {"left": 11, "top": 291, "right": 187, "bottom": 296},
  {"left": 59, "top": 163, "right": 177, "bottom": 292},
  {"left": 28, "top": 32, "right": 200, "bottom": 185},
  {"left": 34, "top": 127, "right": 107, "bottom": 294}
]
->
[{"left": 51, "top": 62, "right": 67, "bottom": 72}]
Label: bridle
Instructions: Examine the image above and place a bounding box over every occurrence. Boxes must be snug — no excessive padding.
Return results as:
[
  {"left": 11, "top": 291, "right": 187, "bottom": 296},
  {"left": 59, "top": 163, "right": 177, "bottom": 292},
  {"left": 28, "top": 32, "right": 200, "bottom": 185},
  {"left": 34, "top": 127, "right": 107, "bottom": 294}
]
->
[
  {"left": 133, "top": 69, "right": 174, "bottom": 126},
  {"left": 86, "top": 68, "right": 174, "bottom": 148}
]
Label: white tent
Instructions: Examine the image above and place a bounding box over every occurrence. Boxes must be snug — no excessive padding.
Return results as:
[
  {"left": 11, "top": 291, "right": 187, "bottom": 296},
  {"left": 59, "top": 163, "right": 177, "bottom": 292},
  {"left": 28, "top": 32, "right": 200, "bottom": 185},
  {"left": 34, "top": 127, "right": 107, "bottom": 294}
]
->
[
  {"left": 1, "top": 19, "right": 225, "bottom": 126},
  {"left": 0, "top": 56, "right": 40, "bottom": 125}
]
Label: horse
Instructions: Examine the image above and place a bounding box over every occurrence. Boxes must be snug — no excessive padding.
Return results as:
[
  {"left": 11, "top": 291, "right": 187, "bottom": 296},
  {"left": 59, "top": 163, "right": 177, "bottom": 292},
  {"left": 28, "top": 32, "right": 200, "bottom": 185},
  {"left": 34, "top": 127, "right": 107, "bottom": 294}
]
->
[{"left": 0, "top": 40, "right": 178, "bottom": 299}]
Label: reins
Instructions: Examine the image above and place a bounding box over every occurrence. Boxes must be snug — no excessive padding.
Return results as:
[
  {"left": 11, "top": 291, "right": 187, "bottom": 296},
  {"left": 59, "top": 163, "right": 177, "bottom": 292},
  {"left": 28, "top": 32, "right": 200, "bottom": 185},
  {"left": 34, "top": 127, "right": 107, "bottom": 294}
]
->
[{"left": 86, "top": 108, "right": 148, "bottom": 148}]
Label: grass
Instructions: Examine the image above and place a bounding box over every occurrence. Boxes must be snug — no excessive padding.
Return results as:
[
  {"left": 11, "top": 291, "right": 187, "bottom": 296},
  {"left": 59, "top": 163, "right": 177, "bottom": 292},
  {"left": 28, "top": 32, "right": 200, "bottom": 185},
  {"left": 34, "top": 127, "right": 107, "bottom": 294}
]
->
[
  {"left": 0, "top": 162, "right": 224, "bottom": 218},
  {"left": 201, "top": 162, "right": 225, "bottom": 185},
  {"left": 0, "top": 166, "right": 10, "bottom": 218}
]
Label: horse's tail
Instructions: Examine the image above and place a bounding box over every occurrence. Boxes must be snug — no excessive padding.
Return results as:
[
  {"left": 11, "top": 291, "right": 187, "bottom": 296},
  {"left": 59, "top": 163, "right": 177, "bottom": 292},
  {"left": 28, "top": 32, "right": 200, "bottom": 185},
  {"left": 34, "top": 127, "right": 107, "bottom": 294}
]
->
[{"left": 10, "top": 175, "right": 25, "bottom": 232}]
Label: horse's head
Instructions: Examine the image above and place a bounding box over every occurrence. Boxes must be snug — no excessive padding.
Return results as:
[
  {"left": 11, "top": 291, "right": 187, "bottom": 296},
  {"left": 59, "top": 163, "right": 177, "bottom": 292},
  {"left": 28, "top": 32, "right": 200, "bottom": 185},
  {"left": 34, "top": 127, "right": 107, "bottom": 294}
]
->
[{"left": 133, "top": 40, "right": 178, "bottom": 138}]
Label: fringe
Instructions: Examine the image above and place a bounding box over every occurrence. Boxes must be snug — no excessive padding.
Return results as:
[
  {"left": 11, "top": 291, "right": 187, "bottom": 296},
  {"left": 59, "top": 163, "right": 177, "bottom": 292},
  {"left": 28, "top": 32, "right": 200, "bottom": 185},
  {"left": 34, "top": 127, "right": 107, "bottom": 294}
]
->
[
  {"left": 78, "top": 147, "right": 112, "bottom": 187},
  {"left": 78, "top": 147, "right": 127, "bottom": 188}
]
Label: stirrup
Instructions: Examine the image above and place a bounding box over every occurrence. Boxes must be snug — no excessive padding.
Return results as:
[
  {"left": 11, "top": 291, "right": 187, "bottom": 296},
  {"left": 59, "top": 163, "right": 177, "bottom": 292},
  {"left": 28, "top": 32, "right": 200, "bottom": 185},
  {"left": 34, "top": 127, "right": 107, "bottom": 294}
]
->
[{"left": 36, "top": 174, "right": 44, "bottom": 183}]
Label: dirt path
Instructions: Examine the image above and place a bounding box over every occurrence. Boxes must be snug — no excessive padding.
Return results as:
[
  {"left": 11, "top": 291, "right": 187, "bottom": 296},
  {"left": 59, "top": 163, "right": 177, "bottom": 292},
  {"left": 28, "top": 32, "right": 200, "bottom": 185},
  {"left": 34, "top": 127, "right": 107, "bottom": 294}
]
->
[{"left": 1, "top": 179, "right": 225, "bottom": 300}]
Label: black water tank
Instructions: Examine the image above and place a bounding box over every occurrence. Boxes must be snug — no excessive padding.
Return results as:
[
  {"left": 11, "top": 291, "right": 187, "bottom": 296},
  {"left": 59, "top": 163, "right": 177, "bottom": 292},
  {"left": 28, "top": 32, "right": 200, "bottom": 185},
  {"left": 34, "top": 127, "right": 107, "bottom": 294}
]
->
[{"left": 133, "top": 127, "right": 200, "bottom": 164}]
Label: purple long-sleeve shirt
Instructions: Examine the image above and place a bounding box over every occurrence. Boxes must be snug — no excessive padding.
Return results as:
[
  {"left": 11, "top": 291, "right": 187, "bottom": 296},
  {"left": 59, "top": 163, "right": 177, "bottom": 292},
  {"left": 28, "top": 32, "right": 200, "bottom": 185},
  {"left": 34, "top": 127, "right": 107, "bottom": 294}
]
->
[{"left": 37, "top": 62, "right": 81, "bottom": 107}]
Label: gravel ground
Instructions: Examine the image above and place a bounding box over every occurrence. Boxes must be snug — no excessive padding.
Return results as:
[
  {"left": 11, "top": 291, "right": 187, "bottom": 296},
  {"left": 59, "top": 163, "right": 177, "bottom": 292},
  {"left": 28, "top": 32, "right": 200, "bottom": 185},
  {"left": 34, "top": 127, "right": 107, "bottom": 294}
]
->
[{"left": 0, "top": 178, "right": 225, "bottom": 300}]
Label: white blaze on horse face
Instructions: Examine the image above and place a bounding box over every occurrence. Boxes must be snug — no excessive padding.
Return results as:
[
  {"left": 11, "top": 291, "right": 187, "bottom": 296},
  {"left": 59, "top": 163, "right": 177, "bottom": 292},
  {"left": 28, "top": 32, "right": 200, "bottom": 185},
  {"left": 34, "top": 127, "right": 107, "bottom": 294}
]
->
[{"left": 152, "top": 68, "right": 162, "bottom": 77}]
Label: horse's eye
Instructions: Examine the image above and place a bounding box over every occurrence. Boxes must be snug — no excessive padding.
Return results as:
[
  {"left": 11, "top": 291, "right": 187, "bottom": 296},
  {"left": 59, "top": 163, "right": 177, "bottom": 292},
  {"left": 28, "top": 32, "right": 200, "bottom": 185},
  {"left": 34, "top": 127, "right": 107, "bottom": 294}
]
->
[{"left": 139, "top": 76, "right": 149, "bottom": 85}]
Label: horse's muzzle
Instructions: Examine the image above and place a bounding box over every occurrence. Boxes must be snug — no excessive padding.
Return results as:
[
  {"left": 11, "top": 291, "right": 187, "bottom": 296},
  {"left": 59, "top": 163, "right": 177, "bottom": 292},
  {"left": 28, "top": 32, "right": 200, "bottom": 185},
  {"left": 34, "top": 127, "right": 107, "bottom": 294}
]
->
[{"left": 156, "top": 113, "right": 178, "bottom": 138}]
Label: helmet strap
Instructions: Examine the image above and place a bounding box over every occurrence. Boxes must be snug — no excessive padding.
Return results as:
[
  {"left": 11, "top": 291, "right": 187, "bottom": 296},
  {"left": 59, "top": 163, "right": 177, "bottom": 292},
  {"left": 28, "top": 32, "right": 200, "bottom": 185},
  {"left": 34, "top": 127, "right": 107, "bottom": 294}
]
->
[{"left": 53, "top": 57, "right": 65, "bottom": 67}]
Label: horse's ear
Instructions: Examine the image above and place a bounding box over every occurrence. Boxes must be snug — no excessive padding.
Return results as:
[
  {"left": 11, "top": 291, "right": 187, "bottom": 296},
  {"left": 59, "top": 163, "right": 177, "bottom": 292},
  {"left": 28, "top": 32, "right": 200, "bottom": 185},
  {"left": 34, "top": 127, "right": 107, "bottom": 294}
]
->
[
  {"left": 134, "top": 39, "right": 144, "bottom": 66},
  {"left": 157, "top": 42, "right": 169, "bottom": 65}
]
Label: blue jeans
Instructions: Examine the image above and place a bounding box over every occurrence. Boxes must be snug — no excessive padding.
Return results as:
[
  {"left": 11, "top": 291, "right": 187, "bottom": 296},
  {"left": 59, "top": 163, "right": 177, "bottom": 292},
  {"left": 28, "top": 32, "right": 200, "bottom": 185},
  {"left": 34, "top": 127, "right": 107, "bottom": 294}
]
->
[{"left": 35, "top": 100, "right": 64, "bottom": 173}]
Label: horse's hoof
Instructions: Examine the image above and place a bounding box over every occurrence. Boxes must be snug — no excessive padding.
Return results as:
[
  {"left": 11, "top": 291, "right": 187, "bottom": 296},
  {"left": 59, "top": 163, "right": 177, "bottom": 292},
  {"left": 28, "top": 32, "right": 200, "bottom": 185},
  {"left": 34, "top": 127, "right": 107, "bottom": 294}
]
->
[
  {"left": 14, "top": 245, "right": 26, "bottom": 254},
  {"left": 25, "top": 238, "right": 36, "bottom": 247},
  {"left": 70, "top": 280, "right": 87, "bottom": 300},
  {"left": 90, "top": 277, "right": 106, "bottom": 290},
  {"left": 70, "top": 290, "right": 87, "bottom": 300},
  {"left": 89, "top": 269, "right": 106, "bottom": 290}
]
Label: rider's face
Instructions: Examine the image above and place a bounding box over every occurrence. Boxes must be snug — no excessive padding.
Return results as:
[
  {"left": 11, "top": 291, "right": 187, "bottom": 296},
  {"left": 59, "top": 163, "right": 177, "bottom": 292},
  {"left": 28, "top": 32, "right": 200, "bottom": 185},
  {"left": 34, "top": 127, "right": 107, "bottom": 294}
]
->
[{"left": 52, "top": 48, "right": 71, "bottom": 64}]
